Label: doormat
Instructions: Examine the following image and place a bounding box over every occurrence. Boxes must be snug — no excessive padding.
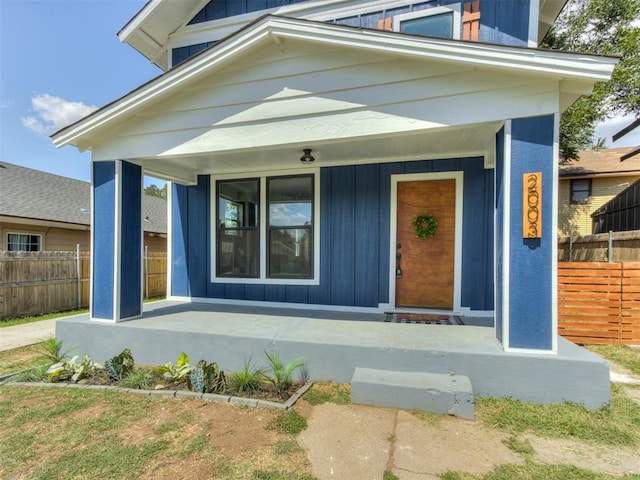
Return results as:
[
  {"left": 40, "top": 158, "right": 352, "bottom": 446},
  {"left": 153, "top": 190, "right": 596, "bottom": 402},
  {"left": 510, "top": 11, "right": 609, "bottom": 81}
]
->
[{"left": 384, "top": 313, "right": 465, "bottom": 325}]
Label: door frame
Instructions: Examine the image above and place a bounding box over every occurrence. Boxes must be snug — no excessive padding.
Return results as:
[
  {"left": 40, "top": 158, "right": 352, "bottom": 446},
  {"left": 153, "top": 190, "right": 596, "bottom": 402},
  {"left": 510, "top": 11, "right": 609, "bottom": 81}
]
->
[{"left": 388, "top": 171, "right": 464, "bottom": 313}]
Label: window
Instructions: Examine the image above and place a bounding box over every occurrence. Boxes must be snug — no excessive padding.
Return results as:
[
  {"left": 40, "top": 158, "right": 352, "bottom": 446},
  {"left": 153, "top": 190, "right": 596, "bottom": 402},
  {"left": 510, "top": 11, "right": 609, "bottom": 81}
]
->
[
  {"left": 570, "top": 179, "right": 592, "bottom": 204},
  {"left": 214, "top": 173, "right": 317, "bottom": 283},
  {"left": 393, "top": 7, "right": 461, "bottom": 40},
  {"left": 216, "top": 179, "right": 259, "bottom": 277},
  {"left": 7, "top": 233, "right": 42, "bottom": 251},
  {"left": 268, "top": 175, "right": 313, "bottom": 278}
]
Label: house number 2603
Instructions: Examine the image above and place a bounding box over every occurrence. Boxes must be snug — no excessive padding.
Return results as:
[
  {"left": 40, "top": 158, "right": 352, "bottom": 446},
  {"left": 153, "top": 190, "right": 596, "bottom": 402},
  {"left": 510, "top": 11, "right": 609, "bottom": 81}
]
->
[{"left": 523, "top": 172, "right": 542, "bottom": 239}]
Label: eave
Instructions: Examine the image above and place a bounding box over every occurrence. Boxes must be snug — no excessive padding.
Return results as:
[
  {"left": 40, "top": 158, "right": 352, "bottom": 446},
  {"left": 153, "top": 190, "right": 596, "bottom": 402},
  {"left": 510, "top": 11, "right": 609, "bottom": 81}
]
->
[{"left": 53, "top": 15, "right": 617, "bottom": 151}]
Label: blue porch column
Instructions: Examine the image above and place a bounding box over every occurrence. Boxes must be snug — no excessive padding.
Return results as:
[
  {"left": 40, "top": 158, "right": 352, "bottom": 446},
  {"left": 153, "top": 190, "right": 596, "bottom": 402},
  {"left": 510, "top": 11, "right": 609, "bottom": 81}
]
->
[
  {"left": 91, "top": 160, "right": 143, "bottom": 322},
  {"left": 495, "top": 115, "right": 557, "bottom": 352}
]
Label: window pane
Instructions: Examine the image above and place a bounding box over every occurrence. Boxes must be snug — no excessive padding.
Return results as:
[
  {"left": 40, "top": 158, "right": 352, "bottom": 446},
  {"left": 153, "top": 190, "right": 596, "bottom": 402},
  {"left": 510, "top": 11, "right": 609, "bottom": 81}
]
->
[
  {"left": 571, "top": 179, "right": 591, "bottom": 204},
  {"left": 400, "top": 12, "right": 453, "bottom": 38},
  {"left": 217, "top": 229, "right": 259, "bottom": 277},
  {"left": 268, "top": 176, "right": 312, "bottom": 227},
  {"left": 269, "top": 228, "right": 312, "bottom": 278},
  {"left": 218, "top": 180, "right": 258, "bottom": 227},
  {"left": 7, "top": 233, "right": 41, "bottom": 251}
]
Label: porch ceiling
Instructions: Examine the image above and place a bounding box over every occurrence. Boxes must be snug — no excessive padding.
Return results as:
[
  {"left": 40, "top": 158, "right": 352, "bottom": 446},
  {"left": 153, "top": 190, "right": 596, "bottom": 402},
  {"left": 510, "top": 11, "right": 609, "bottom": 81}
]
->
[{"left": 138, "top": 121, "right": 499, "bottom": 184}]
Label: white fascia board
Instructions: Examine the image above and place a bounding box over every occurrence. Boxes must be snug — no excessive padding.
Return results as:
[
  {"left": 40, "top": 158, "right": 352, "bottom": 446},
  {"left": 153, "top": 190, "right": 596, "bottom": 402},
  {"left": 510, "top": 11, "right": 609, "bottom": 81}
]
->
[{"left": 52, "top": 16, "right": 617, "bottom": 150}]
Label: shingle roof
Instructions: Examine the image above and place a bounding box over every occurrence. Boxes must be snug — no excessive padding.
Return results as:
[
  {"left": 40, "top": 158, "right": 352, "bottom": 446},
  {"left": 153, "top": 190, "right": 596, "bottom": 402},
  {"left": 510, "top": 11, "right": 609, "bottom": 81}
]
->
[
  {"left": 0, "top": 161, "right": 166, "bottom": 234},
  {"left": 559, "top": 147, "right": 640, "bottom": 177}
]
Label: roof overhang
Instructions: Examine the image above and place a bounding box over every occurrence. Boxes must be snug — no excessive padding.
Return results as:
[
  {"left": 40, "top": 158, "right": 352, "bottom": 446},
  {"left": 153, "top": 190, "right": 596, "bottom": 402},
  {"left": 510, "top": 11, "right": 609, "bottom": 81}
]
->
[
  {"left": 55, "top": 15, "right": 617, "bottom": 152},
  {"left": 119, "top": 0, "right": 570, "bottom": 71}
]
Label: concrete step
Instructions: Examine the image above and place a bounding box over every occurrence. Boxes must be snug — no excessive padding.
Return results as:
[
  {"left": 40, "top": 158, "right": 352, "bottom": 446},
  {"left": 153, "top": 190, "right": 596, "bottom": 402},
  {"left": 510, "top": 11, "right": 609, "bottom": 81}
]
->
[{"left": 350, "top": 367, "right": 475, "bottom": 419}]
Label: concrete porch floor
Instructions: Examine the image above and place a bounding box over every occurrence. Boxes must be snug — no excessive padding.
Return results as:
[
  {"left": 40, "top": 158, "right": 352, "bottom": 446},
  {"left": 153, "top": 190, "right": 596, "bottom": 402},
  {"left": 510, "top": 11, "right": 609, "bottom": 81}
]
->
[{"left": 56, "top": 300, "right": 611, "bottom": 408}]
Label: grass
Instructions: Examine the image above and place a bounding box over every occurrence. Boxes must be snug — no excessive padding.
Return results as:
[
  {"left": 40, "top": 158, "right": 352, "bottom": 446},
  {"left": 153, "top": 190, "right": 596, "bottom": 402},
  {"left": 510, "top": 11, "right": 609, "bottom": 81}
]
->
[
  {"left": 303, "top": 382, "right": 350, "bottom": 405},
  {"left": 0, "top": 309, "right": 88, "bottom": 328},
  {"left": 587, "top": 344, "right": 640, "bottom": 375},
  {"left": 442, "top": 461, "right": 640, "bottom": 479},
  {"left": 476, "top": 383, "right": 640, "bottom": 447},
  {"left": 0, "top": 343, "right": 50, "bottom": 376},
  {"left": 383, "top": 470, "right": 400, "bottom": 480},
  {"left": 268, "top": 410, "right": 308, "bottom": 435}
]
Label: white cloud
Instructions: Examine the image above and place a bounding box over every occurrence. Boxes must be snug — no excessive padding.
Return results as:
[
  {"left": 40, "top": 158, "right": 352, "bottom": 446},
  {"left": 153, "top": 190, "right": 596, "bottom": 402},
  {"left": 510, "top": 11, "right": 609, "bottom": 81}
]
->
[
  {"left": 594, "top": 113, "right": 640, "bottom": 148},
  {"left": 21, "top": 94, "right": 97, "bottom": 136}
]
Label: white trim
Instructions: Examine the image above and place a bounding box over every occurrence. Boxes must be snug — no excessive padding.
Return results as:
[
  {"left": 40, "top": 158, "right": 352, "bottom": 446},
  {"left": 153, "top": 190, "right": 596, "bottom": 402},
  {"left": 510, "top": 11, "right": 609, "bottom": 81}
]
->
[
  {"left": 551, "top": 112, "right": 560, "bottom": 354},
  {"left": 167, "top": 295, "right": 385, "bottom": 314},
  {"left": 528, "top": 0, "right": 540, "bottom": 47},
  {"left": 138, "top": 168, "right": 144, "bottom": 318},
  {"left": 459, "top": 307, "right": 495, "bottom": 318},
  {"left": 113, "top": 160, "right": 123, "bottom": 323},
  {"left": 53, "top": 16, "right": 617, "bottom": 150},
  {"left": 500, "top": 121, "right": 512, "bottom": 349},
  {"left": 89, "top": 164, "right": 95, "bottom": 320},
  {"left": 210, "top": 167, "right": 320, "bottom": 286},
  {"left": 503, "top": 345, "right": 558, "bottom": 355},
  {"left": 166, "top": 181, "right": 174, "bottom": 298},
  {"left": 393, "top": 5, "right": 461, "bottom": 40},
  {"left": 388, "top": 171, "right": 464, "bottom": 314}
]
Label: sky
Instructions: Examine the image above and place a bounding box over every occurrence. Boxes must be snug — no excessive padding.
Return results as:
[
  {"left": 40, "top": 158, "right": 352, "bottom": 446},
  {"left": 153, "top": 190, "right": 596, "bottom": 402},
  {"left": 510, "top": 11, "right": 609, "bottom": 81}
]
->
[{"left": 0, "top": 0, "right": 638, "bottom": 187}]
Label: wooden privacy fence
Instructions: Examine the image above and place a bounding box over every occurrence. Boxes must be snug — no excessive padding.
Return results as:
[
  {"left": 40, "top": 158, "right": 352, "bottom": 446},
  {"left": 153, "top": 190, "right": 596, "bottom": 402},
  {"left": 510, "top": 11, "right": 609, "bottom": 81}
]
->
[
  {"left": 558, "top": 262, "right": 640, "bottom": 345},
  {"left": 0, "top": 250, "right": 167, "bottom": 320}
]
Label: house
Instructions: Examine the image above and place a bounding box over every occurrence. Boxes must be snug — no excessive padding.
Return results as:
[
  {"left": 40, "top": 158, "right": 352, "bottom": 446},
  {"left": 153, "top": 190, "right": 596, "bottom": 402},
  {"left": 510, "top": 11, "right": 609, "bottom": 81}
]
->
[
  {"left": 592, "top": 177, "right": 640, "bottom": 234},
  {"left": 51, "top": 0, "right": 618, "bottom": 408},
  {"left": 0, "top": 161, "right": 167, "bottom": 252},
  {"left": 558, "top": 147, "right": 640, "bottom": 237}
]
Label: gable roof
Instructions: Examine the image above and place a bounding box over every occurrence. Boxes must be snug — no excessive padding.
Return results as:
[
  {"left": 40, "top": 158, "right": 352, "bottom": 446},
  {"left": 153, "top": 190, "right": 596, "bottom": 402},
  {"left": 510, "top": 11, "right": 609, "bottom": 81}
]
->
[
  {"left": 53, "top": 15, "right": 617, "bottom": 153},
  {"left": 0, "top": 162, "right": 166, "bottom": 234},
  {"left": 119, "top": 0, "right": 569, "bottom": 71},
  {"left": 558, "top": 147, "right": 640, "bottom": 178}
]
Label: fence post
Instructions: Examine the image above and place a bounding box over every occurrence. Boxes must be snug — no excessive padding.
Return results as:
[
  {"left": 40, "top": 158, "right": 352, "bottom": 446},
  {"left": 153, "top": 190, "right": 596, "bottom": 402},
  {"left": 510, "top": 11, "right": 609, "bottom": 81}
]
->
[
  {"left": 608, "top": 231, "right": 613, "bottom": 263},
  {"left": 76, "top": 244, "right": 81, "bottom": 310},
  {"left": 569, "top": 236, "right": 573, "bottom": 262},
  {"left": 145, "top": 245, "right": 149, "bottom": 300}
]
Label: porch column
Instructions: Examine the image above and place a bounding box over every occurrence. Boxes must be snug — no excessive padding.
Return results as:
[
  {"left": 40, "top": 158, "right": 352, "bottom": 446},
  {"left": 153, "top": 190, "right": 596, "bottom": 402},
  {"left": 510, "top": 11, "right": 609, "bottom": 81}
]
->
[
  {"left": 91, "top": 160, "right": 143, "bottom": 322},
  {"left": 495, "top": 114, "right": 558, "bottom": 352}
]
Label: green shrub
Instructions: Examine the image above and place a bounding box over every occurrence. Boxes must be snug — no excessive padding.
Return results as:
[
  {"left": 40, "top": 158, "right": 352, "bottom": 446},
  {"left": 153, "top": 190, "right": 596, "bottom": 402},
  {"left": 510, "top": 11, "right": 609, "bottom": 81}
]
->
[
  {"left": 190, "top": 360, "right": 226, "bottom": 393},
  {"left": 39, "top": 337, "right": 74, "bottom": 364},
  {"left": 262, "top": 351, "right": 305, "bottom": 399},
  {"left": 118, "top": 369, "right": 156, "bottom": 390},
  {"left": 104, "top": 348, "right": 135, "bottom": 381},
  {"left": 46, "top": 354, "right": 99, "bottom": 383},
  {"left": 230, "top": 359, "right": 266, "bottom": 395},
  {"left": 155, "top": 352, "right": 192, "bottom": 384}
]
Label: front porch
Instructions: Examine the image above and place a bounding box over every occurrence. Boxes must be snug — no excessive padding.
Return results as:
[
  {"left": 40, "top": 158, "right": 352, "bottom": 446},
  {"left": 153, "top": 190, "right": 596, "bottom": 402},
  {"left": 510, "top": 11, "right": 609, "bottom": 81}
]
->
[{"left": 56, "top": 300, "right": 610, "bottom": 408}]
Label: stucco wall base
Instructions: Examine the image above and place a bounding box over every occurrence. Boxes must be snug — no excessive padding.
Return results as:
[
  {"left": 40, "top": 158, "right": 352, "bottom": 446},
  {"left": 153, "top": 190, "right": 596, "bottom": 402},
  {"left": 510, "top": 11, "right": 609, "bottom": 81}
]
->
[{"left": 56, "top": 301, "right": 610, "bottom": 409}]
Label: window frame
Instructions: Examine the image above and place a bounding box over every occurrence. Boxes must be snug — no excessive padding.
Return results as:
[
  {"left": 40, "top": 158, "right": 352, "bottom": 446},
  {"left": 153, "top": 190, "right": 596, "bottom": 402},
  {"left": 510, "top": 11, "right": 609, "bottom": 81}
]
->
[
  {"left": 211, "top": 168, "right": 320, "bottom": 285},
  {"left": 393, "top": 6, "right": 461, "bottom": 40},
  {"left": 570, "top": 178, "right": 592, "bottom": 205},
  {"left": 6, "top": 232, "right": 43, "bottom": 252}
]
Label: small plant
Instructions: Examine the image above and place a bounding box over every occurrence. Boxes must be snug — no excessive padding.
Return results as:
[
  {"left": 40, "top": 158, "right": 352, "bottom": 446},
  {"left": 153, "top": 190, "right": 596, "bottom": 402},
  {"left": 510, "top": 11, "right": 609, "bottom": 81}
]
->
[
  {"left": 383, "top": 470, "right": 400, "bottom": 480},
  {"left": 104, "top": 348, "right": 135, "bottom": 381},
  {"left": 189, "top": 360, "right": 226, "bottom": 393},
  {"left": 262, "top": 351, "right": 305, "bottom": 399},
  {"left": 46, "top": 354, "right": 98, "bottom": 383},
  {"left": 2, "top": 364, "right": 49, "bottom": 384},
  {"left": 118, "top": 368, "right": 156, "bottom": 390},
  {"left": 230, "top": 359, "right": 266, "bottom": 395},
  {"left": 155, "top": 352, "right": 192, "bottom": 384},
  {"left": 39, "top": 337, "right": 74, "bottom": 364}
]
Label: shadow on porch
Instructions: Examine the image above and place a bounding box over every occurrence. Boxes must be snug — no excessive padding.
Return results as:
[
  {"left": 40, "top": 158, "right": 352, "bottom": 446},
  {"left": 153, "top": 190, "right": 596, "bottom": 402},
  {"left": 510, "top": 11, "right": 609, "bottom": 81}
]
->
[{"left": 56, "top": 300, "right": 610, "bottom": 409}]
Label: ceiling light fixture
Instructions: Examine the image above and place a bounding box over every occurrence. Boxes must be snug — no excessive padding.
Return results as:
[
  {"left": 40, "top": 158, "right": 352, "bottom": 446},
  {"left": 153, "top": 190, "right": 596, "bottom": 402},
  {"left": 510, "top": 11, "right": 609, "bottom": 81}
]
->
[{"left": 300, "top": 148, "right": 315, "bottom": 163}]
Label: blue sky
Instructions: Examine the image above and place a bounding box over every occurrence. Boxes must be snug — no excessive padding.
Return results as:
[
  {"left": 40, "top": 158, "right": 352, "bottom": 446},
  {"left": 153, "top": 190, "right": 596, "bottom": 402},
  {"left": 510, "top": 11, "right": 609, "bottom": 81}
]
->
[{"left": 0, "top": 0, "right": 638, "bottom": 187}]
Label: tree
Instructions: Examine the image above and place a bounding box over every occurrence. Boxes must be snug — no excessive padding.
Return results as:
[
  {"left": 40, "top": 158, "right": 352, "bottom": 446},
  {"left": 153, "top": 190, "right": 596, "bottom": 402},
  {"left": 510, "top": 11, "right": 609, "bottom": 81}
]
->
[
  {"left": 541, "top": 0, "right": 640, "bottom": 163},
  {"left": 144, "top": 183, "right": 167, "bottom": 200}
]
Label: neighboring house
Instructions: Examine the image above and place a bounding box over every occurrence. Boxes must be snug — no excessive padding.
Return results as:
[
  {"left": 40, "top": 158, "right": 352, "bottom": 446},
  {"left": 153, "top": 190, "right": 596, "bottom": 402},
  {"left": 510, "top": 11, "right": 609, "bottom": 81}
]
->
[
  {"left": 558, "top": 147, "right": 640, "bottom": 237},
  {"left": 51, "top": 0, "right": 618, "bottom": 407},
  {"left": 0, "top": 161, "right": 167, "bottom": 252},
  {"left": 592, "top": 177, "right": 640, "bottom": 234}
]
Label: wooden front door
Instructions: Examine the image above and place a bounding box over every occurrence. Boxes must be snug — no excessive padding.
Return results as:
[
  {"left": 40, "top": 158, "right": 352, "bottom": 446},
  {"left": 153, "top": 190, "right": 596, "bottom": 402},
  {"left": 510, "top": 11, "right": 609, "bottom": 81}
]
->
[{"left": 395, "top": 179, "right": 456, "bottom": 309}]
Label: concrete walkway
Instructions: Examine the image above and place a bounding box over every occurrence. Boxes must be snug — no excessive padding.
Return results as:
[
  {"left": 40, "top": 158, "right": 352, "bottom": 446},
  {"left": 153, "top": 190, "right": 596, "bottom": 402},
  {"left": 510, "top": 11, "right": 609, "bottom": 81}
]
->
[{"left": 0, "top": 319, "right": 57, "bottom": 351}]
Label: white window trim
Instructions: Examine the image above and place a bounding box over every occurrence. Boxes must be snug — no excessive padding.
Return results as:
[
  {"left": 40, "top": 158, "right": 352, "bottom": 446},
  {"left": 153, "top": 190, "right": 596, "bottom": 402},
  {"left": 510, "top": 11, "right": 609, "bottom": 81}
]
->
[
  {"left": 393, "top": 6, "right": 461, "bottom": 40},
  {"left": 6, "top": 232, "right": 43, "bottom": 251},
  {"left": 210, "top": 168, "right": 320, "bottom": 286}
]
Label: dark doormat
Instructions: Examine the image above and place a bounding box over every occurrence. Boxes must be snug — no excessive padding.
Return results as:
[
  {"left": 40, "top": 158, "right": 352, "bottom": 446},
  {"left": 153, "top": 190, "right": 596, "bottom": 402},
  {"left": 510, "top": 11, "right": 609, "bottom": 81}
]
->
[{"left": 384, "top": 313, "right": 465, "bottom": 325}]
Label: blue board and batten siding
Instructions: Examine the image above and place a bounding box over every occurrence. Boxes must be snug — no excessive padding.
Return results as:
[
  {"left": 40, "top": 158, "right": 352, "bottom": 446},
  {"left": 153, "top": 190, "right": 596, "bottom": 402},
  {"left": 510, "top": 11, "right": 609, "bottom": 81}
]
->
[
  {"left": 171, "top": 158, "right": 494, "bottom": 311},
  {"left": 92, "top": 160, "right": 143, "bottom": 321},
  {"left": 508, "top": 115, "right": 554, "bottom": 350},
  {"left": 92, "top": 162, "right": 116, "bottom": 319}
]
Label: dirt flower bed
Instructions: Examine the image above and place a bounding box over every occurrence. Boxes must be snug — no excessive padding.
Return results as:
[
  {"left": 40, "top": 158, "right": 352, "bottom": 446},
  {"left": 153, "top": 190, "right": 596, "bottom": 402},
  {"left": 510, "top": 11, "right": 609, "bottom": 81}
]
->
[{"left": 3, "top": 342, "right": 309, "bottom": 406}]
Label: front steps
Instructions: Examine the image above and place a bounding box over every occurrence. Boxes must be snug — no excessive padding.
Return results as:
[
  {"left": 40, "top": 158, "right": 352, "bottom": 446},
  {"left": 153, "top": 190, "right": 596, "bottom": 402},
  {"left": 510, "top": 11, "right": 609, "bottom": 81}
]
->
[{"left": 350, "top": 368, "right": 475, "bottom": 419}]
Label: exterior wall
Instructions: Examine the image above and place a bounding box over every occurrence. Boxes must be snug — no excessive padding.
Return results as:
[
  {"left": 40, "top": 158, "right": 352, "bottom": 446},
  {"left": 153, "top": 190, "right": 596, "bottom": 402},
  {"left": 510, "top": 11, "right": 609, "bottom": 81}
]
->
[
  {"left": 171, "top": 157, "right": 494, "bottom": 311},
  {"left": 172, "top": 0, "right": 531, "bottom": 67},
  {"left": 558, "top": 176, "right": 640, "bottom": 237}
]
